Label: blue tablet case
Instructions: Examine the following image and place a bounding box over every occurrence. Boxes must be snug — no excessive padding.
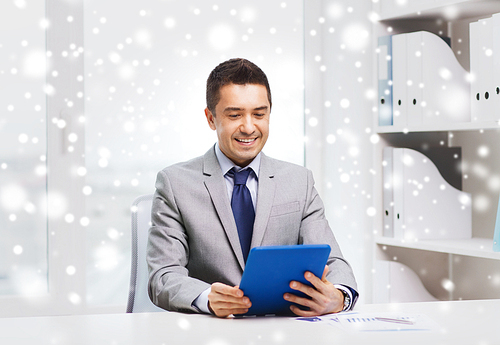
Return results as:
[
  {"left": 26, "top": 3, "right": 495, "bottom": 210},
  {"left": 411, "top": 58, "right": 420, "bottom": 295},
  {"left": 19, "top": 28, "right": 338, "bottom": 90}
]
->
[{"left": 238, "top": 244, "right": 331, "bottom": 316}]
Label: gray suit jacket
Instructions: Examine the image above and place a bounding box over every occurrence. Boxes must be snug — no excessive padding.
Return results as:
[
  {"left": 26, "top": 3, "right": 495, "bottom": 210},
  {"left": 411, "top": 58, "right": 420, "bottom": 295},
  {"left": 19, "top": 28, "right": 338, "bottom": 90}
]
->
[{"left": 147, "top": 146, "right": 357, "bottom": 313}]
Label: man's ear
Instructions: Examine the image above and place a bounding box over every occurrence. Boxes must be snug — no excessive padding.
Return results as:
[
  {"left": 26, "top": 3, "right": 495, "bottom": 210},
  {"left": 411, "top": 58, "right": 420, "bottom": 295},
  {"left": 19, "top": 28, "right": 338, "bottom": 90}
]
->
[{"left": 205, "top": 107, "right": 216, "bottom": 130}]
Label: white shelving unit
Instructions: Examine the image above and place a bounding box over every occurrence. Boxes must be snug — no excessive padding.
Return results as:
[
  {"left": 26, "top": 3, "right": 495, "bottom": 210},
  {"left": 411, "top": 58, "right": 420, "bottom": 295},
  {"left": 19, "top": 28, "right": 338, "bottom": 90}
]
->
[
  {"left": 376, "top": 237, "right": 500, "bottom": 261},
  {"left": 376, "top": 121, "right": 500, "bottom": 134},
  {"left": 372, "top": 0, "right": 500, "bottom": 302},
  {"left": 376, "top": 0, "right": 500, "bottom": 21}
]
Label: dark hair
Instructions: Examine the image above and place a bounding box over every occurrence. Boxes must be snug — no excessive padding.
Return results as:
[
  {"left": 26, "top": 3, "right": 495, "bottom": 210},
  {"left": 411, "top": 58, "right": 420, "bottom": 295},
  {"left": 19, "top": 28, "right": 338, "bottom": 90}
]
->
[{"left": 206, "top": 58, "right": 272, "bottom": 115}]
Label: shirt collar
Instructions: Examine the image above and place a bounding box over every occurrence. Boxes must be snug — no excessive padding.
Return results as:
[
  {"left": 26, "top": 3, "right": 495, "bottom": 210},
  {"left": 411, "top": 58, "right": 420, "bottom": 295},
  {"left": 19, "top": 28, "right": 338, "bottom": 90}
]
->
[{"left": 215, "top": 143, "right": 261, "bottom": 178}]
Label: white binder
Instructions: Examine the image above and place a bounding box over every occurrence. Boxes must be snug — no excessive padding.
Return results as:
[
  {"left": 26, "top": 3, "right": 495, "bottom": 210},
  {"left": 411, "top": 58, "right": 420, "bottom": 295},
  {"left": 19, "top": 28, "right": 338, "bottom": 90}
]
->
[
  {"left": 382, "top": 147, "right": 394, "bottom": 237},
  {"left": 384, "top": 147, "right": 471, "bottom": 241},
  {"left": 493, "top": 14, "right": 500, "bottom": 117},
  {"left": 392, "top": 148, "right": 405, "bottom": 240},
  {"left": 389, "top": 31, "right": 470, "bottom": 128},
  {"left": 391, "top": 34, "right": 407, "bottom": 128},
  {"left": 396, "top": 148, "right": 472, "bottom": 241},
  {"left": 378, "top": 35, "right": 393, "bottom": 126},
  {"left": 469, "top": 19, "right": 482, "bottom": 121},
  {"left": 421, "top": 31, "right": 470, "bottom": 125},
  {"left": 406, "top": 31, "right": 423, "bottom": 127},
  {"left": 470, "top": 17, "right": 496, "bottom": 122}
]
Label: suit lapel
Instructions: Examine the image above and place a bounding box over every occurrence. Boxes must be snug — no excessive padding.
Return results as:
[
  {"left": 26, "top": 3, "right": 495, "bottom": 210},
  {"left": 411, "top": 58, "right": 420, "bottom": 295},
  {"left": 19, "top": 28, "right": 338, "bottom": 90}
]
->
[
  {"left": 202, "top": 147, "right": 246, "bottom": 270},
  {"left": 251, "top": 153, "right": 276, "bottom": 248}
]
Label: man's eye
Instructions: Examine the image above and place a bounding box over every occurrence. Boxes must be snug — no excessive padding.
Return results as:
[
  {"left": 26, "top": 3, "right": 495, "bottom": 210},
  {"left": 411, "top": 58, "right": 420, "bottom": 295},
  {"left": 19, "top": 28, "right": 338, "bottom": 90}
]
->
[{"left": 254, "top": 113, "right": 265, "bottom": 117}]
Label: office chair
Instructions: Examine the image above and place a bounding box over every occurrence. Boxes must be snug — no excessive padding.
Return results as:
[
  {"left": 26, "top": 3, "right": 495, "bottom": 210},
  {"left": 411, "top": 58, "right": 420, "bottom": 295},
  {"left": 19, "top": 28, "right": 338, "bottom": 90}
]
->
[{"left": 126, "top": 194, "right": 165, "bottom": 313}]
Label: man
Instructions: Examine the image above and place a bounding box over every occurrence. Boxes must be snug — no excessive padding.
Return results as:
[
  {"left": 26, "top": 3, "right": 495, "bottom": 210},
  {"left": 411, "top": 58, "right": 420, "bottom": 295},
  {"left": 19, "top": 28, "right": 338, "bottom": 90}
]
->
[{"left": 147, "top": 58, "right": 358, "bottom": 318}]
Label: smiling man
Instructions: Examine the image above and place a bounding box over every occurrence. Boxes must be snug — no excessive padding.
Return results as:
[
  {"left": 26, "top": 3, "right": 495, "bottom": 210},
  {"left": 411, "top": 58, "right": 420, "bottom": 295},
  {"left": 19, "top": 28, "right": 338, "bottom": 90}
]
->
[{"left": 147, "top": 58, "right": 358, "bottom": 318}]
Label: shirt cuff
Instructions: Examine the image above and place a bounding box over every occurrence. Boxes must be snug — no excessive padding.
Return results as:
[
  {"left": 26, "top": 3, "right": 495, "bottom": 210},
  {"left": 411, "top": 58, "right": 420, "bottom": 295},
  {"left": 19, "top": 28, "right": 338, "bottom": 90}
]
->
[
  {"left": 192, "top": 287, "right": 211, "bottom": 314},
  {"left": 334, "top": 284, "right": 354, "bottom": 312}
]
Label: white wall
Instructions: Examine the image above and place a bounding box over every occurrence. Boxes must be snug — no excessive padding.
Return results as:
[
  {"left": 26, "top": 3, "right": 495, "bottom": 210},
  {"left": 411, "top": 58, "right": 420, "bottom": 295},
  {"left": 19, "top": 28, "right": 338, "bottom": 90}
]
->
[{"left": 305, "top": 0, "right": 374, "bottom": 304}]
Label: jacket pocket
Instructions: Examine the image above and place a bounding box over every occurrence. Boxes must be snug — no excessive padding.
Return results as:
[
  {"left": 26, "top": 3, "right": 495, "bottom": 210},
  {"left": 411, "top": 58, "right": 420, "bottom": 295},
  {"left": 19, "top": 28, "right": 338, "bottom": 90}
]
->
[{"left": 270, "top": 201, "right": 300, "bottom": 217}]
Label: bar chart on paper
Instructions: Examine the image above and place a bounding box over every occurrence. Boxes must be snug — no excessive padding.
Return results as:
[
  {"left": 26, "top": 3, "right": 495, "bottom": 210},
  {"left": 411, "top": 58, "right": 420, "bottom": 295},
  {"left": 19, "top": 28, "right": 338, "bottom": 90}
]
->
[{"left": 335, "top": 313, "right": 440, "bottom": 332}]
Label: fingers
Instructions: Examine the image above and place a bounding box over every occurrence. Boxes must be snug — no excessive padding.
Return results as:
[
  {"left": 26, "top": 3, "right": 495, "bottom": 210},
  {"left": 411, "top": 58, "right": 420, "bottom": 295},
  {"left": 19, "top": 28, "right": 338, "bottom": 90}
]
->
[
  {"left": 211, "top": 283, "right": 244, "bottom": 298},
  {"left": 305, "top": 271, "right": 326, "bottom": 293},
  {"left": 283, "top": 282, "right": 326, "bottom": 314},
  {"left": 290, "top": 278, "right": 322, "bottom": 300},
  {"left": 289, "top": 304, "right": 321, "bottom": 317},
  {"left": 284, "top": 270, "right": 344, "bottom": 316},
  {"left": 208, "top": 283, "right": 252, "bottom": 318},
  {"left": 321, "top": 265, "right": 329, "bottom": 281}
]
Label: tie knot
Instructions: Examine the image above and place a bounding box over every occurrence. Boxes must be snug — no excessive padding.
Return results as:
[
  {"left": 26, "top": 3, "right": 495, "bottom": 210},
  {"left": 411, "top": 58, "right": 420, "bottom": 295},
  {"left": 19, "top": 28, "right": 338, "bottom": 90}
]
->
[{"left": 231, "top": 168, "right": 251, "bottom": 186}]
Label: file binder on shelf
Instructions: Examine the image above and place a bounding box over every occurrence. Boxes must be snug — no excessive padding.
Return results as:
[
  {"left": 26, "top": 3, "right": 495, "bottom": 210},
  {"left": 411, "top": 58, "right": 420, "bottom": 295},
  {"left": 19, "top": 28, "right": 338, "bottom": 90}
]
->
[
  {"left": 378, "top": 35, "right": 393, "bottom": 126},
  {"left": 378, "top": 31, "right": 471, "bottom": 130},
  {"left": 406, "top": 31, "right": 423, "bottom": 127},
  {"left": 392, "top": 148, "right": 405, "bottom": 239},
  {"left": 493, "top": 13, "right": 500, "bottom": 121},
  {"left": 470, "top": 14, "right": 500, "bottom": 122},
  {"left": 419, "top": 31, "right": 470, "bottom": 125},
  {"left": 382, "top": 148, "right": 394, "bottom": 237},
  {"left": 495, "top": 14, "right": 500, "bottom": 113},
  {"left": 391, "top": 34, "right": 407, "bottom": 128},
  {"left": 470, "top": 17, "right": 496, "bottom": 122},
  {"left": 382, "top": 147, "right": 471, "bottom": 241},
  {"left": 495, "top": 14, "right": 500, "bottom": 114}
]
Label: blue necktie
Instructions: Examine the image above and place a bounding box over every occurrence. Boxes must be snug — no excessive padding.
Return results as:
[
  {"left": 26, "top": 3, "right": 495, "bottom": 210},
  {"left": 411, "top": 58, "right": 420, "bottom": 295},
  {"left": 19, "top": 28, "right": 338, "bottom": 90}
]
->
[{"left": 229, "top": 168, "right": 255, "bottom": 262}]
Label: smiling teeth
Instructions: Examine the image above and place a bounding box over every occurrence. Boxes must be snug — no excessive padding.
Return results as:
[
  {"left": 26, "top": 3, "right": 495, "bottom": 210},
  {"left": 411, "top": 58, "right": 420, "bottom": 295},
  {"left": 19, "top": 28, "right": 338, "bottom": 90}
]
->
[{"left": 237, "top": 138, "right": 255, "bottom": 143}]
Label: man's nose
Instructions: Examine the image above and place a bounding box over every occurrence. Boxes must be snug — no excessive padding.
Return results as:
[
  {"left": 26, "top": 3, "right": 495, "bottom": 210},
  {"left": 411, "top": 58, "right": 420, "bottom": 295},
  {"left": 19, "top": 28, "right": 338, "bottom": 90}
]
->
[{"left": 240, "top": 115, "right": 255, "bottom": 134}]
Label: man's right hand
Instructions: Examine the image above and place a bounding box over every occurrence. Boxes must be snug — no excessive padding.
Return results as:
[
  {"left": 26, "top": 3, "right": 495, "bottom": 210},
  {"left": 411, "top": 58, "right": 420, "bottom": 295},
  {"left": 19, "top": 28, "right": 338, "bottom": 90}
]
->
[{"left": 208, "top": 283, "right": 251, "bottom": 317}]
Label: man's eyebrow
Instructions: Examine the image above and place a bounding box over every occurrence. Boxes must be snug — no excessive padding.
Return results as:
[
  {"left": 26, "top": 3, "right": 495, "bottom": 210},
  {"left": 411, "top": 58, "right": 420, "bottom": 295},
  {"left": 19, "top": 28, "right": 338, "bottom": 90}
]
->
[
  {"left": 223, "top": 107, "right": 244, "bottom": 113},
  {"left": 253, "top": 106, "right": 269, "bottom": 112},
  {"left": 222, "top": 106, "right": 269, "bottom": 113}
]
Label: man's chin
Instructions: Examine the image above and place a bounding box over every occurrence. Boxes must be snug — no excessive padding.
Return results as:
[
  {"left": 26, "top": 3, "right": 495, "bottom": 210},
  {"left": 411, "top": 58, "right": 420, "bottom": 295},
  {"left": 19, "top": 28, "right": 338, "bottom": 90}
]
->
[{"left": 231, "top": 150, "right": 260, "bottom": 166}]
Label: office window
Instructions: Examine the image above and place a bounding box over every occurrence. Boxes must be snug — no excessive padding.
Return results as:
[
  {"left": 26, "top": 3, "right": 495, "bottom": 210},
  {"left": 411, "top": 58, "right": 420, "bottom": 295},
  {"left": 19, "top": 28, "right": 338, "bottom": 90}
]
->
[
  {"left": 84, "top": 0, "right": 305, "bottom": 307},
  {"left": 0, "top": 0, "right": 48, "bottom": 296}
]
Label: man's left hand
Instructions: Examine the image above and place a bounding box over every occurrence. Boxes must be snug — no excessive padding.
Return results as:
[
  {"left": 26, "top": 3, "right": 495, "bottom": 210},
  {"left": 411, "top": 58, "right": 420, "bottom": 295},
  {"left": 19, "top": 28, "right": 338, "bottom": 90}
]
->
[{"left": 283, "top": 265, "right": 344, "bottom": 316}]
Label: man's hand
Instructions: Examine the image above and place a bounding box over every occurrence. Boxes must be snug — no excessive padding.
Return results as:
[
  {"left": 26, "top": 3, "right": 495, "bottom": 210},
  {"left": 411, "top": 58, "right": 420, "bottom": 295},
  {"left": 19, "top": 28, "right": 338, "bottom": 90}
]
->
[
  {"left": 208, "top": 283, "right": 251, "bottom": 318},
  {"left": 283, "top": 266, "right": 344, "bottom": 317}
]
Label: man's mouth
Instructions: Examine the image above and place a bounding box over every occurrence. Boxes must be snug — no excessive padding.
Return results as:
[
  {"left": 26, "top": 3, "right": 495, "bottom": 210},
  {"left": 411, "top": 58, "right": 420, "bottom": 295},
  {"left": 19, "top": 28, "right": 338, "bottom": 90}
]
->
[{"left": 235, "top": 138, "right": 257, "bottom": 143}]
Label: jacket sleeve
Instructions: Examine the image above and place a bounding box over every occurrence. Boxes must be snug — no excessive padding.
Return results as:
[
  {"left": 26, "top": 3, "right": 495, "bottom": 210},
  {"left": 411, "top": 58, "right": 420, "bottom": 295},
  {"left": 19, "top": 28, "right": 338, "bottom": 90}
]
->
[{"left": 147, "top": 169, "right": 210, "bottom": 313}]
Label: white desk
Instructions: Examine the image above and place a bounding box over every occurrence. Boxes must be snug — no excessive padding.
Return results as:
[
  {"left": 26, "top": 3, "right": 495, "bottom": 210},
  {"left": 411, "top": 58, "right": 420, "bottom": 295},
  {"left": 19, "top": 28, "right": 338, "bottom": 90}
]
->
[{"left": 0, "top": 300, "right": 498, "bottom": 345}]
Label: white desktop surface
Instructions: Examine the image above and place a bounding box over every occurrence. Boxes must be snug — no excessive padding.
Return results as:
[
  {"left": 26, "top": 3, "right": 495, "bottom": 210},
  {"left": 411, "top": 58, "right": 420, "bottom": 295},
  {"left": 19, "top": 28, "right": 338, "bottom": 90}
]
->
[{"left": 0, "top": 299, "right": 497, "bottom": 345}]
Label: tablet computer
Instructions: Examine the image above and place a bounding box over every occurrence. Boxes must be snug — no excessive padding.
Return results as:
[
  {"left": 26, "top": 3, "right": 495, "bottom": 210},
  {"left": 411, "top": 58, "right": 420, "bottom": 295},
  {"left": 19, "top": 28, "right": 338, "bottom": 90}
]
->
[{"left": 238, "top": 244, "right": 331, "bottom": 316}]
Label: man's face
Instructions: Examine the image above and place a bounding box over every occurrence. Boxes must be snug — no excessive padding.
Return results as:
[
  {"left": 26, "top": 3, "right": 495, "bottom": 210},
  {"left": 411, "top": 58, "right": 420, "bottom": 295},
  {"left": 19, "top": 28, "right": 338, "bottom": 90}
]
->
[{"left": 205, "top": 83, "right": 270, "bottom": 167}]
